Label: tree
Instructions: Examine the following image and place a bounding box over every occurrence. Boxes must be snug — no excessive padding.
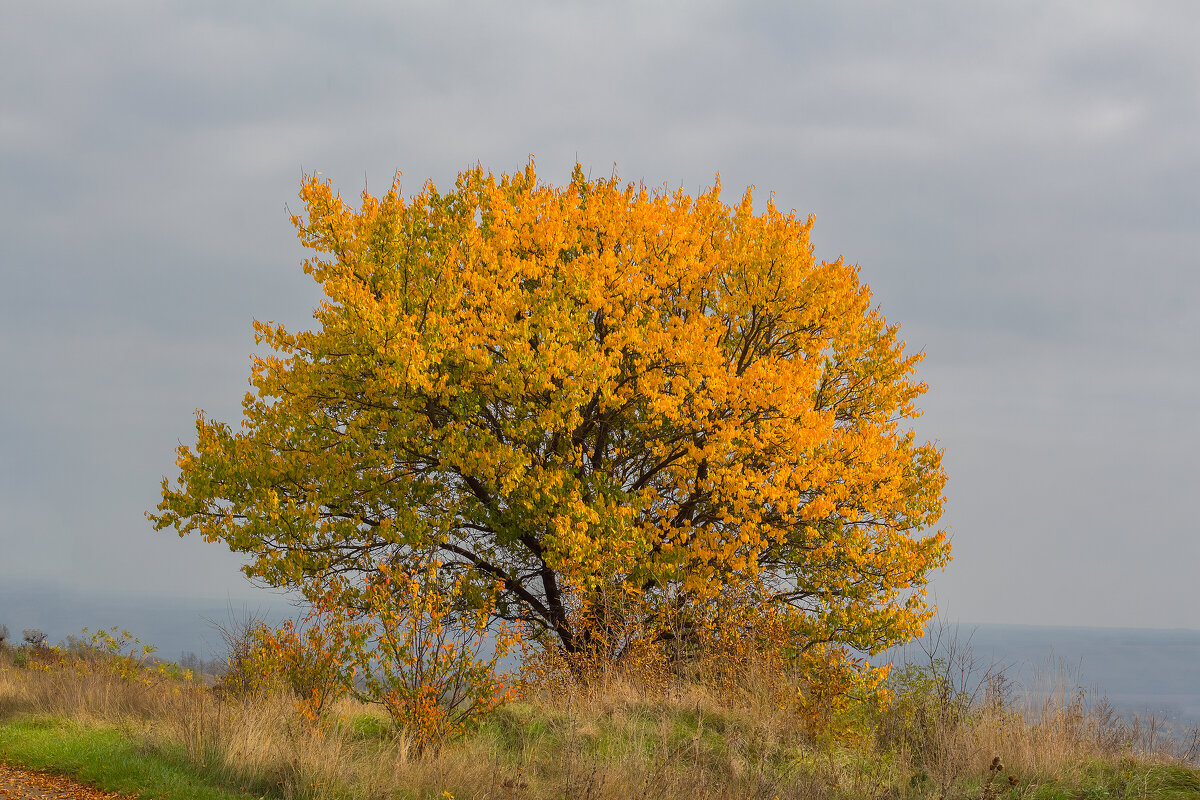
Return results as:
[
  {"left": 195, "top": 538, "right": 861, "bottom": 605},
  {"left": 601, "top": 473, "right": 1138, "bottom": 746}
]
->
[{"left": 152, "top": 161, "right": 948, "bottom": 669}]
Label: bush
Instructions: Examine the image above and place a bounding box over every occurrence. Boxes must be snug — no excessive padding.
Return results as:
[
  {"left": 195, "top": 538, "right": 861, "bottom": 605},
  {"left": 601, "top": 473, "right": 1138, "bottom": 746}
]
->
[
  {"left": 349, "top": 562, "right": 519, "bottom": 752},
  {"left": 254, "top": 600, "right": 351, "bottom": 722},
  {"left": 72, "top": 627, "right": 192, "bottom": 683},
  {"left": 209, "top": 611, "right": 275, "bottom": 700}
]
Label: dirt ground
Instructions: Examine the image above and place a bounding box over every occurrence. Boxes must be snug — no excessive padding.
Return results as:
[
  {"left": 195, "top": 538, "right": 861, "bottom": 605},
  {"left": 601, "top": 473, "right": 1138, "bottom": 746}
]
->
[{"left": 0, "top": 763, "right": 136, "bottom": 800}]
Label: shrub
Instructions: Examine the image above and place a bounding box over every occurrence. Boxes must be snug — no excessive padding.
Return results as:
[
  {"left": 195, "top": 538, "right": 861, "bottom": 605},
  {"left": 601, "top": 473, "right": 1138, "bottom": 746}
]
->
[
  {"left": 255, "top": 598, "right": 351, "bottom": 722},
  {"left": 210, "top": 611, "right": 276, "bottom": 700},
  {"left": 348, "top": 561, "right": 519, "bottom": 752}
]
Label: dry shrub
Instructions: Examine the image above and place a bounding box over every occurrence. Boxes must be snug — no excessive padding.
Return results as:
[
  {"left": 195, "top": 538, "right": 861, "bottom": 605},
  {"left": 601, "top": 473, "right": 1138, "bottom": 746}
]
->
[
  {"left": 876, "top": 623, "right": 1200, "bottom": 798},
  {"left": 350, "top": 562, "right": 519, "bottom": 752},
  {"left": 518, "top": 582, "right": 673, "bottom": 699},
  {"left": 208, "top": 605, "right": 352, "bottom": 727},
  {"left": 206, "top": 569, "right": 520, "bottom": 754},
  {"left": 210, "top": 610, "right": 276, "bottom": 701},
  {"left": 253, "top": 600, "right": 351, "bottom": 724},
  {"left": 674, "top": 589, "right": 890, "bottom": 742},
  {"left": 520, "top": 578, "right": 890, "bottom": 749}
]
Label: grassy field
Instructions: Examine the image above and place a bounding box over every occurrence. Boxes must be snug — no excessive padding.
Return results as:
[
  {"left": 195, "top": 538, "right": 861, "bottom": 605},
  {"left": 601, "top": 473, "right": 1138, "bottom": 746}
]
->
[{"left": 1, "top": 639, "right": 1198, "bottom": 800}]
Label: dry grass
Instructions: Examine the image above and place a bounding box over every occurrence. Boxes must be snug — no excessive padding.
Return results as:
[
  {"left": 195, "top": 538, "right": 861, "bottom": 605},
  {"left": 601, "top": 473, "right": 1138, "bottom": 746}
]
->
[
  {"left": 0, "top": 646, "right": 172, "bottom": 722},
  {"left": 875, "top": 631, "right": 1200, "bottom": 799},
  {"left": 1, "top": 641, "right": 1197, "bottom": 800}
]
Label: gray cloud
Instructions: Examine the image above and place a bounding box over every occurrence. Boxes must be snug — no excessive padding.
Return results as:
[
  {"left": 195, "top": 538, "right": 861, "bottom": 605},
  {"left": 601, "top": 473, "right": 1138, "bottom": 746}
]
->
[{"left": 2, "top": 1, "right": 1198, "bottom": 641}]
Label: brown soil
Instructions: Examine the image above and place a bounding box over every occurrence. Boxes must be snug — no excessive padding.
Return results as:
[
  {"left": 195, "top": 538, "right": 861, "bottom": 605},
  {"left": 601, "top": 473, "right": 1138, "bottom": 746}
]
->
[{"left": 0, "top": 763, "right": 136, "bottom": 800}]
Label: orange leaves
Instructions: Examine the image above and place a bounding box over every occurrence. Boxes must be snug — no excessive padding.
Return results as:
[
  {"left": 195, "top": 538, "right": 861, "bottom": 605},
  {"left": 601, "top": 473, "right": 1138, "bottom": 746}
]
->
[
  {"left": 150, "top": 157, "right": 949, "bottom": 704},
  {"left": 253, "top": 604, "right": 352, "bottom": 722},
  {"left": 0, "top": 761, "right": 140, "bottom": 800},
  {"left": 352, "top": 563, "right": 519, "bottom": 751}
]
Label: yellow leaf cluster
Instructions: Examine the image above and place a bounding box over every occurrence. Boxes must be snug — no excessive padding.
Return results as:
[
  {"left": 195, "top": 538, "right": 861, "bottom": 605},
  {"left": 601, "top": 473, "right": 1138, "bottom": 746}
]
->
[{"left": 151, "top": 159, "right": 949, "bottom": 669}]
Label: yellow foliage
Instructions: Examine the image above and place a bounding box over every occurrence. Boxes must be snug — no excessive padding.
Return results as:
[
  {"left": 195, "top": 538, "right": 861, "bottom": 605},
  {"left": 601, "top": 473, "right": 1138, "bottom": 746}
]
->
[{"left": 151, "top": 159, "right": 948, "bottom": 691}]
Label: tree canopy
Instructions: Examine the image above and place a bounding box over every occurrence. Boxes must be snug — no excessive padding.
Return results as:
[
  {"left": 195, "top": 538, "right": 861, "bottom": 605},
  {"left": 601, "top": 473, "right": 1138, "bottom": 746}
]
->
[{"left": 152, "top": 161, "right": 948, "bottom": 663}]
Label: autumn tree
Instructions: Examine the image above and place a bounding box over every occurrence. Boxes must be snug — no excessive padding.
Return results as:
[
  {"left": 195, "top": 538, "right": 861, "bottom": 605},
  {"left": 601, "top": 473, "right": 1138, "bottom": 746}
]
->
[{"left": 152, "top": 161, "right": 948, "bottom": 670}]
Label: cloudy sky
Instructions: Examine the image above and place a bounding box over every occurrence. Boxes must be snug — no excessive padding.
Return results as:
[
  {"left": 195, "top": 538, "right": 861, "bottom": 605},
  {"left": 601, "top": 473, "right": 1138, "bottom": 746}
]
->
[{"left": 3, "top": 1, "right": 1198, "bottom": 651}]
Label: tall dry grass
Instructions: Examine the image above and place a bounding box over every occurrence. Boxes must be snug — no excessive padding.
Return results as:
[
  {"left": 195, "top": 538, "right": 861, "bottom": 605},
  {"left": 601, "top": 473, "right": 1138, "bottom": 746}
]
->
[
  {"left": 0, "top": 645, "right": 173, "bottom": 722},
  {"left": 875, "top": 626, "right": 1200, "bottom": 799},
  {"left": 0, "top": 639, "right": 1196, "bottom": 799}
]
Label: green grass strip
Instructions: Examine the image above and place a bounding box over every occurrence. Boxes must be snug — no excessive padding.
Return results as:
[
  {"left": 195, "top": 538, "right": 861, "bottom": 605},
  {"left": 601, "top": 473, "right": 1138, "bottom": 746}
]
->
[{"left": 0, "top": 717, "right": 262, "bottom": 800}]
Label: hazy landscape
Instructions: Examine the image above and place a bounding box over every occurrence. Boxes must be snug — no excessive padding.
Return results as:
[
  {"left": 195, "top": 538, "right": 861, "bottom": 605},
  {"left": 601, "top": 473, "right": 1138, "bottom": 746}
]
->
[
  {"left": 6, "top": 577, "right": 1198, "bottom": 729},
  {"left": 5, "top": 3, "right": 1200, "bottom": 798},
  {"left": 961, "top": 624, "right": 1200, "bottom": 728},
  {"left": 5, "top": 591, "right": 1199, "bottom": 800}
]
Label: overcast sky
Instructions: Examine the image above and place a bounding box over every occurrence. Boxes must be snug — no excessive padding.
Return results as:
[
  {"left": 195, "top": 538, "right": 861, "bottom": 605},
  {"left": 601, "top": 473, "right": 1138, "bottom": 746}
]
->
[{"left": 3, "top": 1, "right": 1198, "bottom": 647}]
